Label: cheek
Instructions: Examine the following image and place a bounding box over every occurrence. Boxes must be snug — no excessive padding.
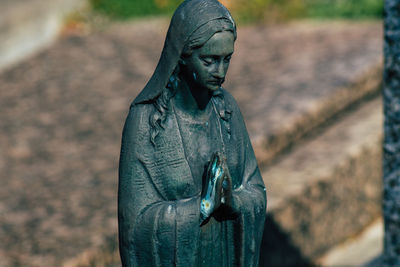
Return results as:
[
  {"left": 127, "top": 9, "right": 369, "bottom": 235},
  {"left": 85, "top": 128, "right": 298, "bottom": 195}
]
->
[
  {"left": 223, "top": 62, "right": 230, "bottom": 73},
  {"left": 193, "top": 64, "right": 211, "bottom": 80}
]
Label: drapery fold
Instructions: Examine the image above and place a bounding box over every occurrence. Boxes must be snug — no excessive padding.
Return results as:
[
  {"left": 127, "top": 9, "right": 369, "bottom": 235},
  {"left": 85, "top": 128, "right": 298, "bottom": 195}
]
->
[{"left": 119, "top": 89, "right": 266, "bottom": 267}]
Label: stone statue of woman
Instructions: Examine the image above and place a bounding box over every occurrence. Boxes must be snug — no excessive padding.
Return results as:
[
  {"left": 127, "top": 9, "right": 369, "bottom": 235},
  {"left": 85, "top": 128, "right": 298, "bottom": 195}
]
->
[{"left": 118, "top": 0, "right": 267, "bottom": 266}]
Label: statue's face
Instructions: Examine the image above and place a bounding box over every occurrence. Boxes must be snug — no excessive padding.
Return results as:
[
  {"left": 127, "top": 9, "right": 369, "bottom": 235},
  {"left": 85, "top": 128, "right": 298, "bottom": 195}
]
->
[{"left": 182, "top": 31, "right": 234, "bottom": 92}]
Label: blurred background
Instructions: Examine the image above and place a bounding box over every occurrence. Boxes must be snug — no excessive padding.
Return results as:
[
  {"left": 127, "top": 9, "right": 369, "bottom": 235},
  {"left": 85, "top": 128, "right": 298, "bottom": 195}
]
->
[
  {"left": 90, "top": 0, "right": 383, "bottom": 21},
  {"left": 0, "top": 0, "right": 384, "bottom": 266}
]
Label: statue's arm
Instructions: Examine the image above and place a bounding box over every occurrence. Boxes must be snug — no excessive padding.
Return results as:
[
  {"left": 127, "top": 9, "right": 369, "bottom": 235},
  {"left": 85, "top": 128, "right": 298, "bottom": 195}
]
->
[
  {"left": 229, "top": 131, "right": 267, "bottom": 220},
  {"left": 229, "top": 147, "right": 266, "bottom": 267},
  {"left": 222, "top": 92, "right": 267, "bottom": 266},
  {"left": 221, "top": 91, "right": 267, "bottom": 213},
  {"left": 118, "top": 105, "right": 201, "bottom": 267}
]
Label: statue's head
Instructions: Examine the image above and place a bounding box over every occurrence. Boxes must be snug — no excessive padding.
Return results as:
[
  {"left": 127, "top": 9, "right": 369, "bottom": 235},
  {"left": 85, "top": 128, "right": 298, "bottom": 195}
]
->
[
  {"left": 142, "top": 0, "right": 237, "bottom": 145},
  {"left": 134, "top": 0, "right": 236, "bottom": 104},
  {"left": 178, "top": 18, "right": 236, "bottom": 92}
]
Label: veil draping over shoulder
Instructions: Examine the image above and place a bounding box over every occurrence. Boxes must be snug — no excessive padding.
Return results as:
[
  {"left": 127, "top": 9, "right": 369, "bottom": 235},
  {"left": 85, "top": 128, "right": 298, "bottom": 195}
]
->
[
  {"left": 133, "top": 0, "right": 236, "bottom": 105},
  {"left": 119, "top": 2, "right": 267, "bottom": 266}
]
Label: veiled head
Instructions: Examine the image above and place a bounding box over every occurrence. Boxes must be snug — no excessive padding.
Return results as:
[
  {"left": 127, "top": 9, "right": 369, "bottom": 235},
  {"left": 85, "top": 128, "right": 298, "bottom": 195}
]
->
[{"left": 134, "top": 0, "right": 236, "bottom": 104}]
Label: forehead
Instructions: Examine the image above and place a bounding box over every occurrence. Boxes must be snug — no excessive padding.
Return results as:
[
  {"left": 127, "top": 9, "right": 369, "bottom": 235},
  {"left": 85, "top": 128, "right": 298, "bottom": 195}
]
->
[{"left": 197, "top": 31, "right": 235, "bottom": 56}]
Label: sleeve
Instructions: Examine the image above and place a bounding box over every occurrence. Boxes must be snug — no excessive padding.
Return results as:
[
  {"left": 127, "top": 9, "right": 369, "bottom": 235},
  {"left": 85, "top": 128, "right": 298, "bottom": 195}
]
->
[
  {"left": 118, "top": 105, "right": 201, "bottom": 267},
  {"left": 228, "top": 96, "right": 267, "bottom": 267}
]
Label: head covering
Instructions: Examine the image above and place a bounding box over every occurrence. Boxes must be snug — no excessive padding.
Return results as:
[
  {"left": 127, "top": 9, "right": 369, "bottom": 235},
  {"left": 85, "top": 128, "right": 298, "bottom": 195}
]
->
[{"left": 133, "top": 0, "right": 236, "bottom": 105}]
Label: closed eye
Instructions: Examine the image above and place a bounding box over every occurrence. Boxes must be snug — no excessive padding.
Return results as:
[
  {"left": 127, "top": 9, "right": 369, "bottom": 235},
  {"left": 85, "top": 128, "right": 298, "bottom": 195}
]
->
[
  {"left": 201, "top": 57, "right": 214, "bottom": 65},
  {"left": 224, "top": 54, "right": 233, "bottom": 63}
]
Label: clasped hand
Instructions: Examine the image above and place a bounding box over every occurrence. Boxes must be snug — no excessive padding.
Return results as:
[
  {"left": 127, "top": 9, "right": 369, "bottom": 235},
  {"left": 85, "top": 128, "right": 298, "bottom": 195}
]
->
[{"left": 200, "top": 152, "right": 232, "bottom": 223}]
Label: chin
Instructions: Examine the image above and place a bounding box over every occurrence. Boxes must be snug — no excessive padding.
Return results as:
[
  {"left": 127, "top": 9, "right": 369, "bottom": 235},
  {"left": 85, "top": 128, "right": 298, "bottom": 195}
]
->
[{"left": 207, "top": 85, "right": 221, "bottom": 92}]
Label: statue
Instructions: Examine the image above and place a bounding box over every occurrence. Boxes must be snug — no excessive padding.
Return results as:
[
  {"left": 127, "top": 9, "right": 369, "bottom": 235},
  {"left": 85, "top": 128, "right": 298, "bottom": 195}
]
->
[{"left": 118, "top": 0, "right": 267, "bottom": 266}]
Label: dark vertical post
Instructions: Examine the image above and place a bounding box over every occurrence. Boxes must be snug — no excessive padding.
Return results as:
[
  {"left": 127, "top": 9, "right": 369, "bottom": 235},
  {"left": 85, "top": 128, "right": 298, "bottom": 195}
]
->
[{"left": 383, "top": 0, "right": 400, "bottom": 266}]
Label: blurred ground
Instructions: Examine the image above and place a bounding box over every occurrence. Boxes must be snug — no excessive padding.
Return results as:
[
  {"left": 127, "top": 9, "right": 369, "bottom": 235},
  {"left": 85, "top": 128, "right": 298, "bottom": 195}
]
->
[{"left": 0, "top": 17, "right": 382, "bottom": 266}]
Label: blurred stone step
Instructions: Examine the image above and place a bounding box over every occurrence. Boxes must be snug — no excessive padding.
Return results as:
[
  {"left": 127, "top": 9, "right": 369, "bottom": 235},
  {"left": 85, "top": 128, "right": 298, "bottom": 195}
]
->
[
  {"left": 259, "top": 97, "right": 383, "bottom": 266},
  {"left": 318, "top": 218, "right": 383, "bottom": 267},
  {"left": 225, "top": 21, "right": 383, "bottom": 166},
  {"left": 0, "top": 0, "right": 84, "bottom": 71}
]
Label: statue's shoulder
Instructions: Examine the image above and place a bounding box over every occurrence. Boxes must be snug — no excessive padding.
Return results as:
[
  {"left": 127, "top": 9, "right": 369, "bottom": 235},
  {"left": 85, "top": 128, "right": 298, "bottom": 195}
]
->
[
  {"left": 123, "top": 102, "right": 154, "bottom": 138},
  {"left": 129, "top": 101, "right": 154, "bottom": 117},
  {"left": 219, "top": 87, "right": 241, "bottom": 113}
]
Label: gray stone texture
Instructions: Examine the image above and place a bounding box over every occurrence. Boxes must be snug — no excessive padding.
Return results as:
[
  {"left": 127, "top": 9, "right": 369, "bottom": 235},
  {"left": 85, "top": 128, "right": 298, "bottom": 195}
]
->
[
  {"left": 0, "top": 19, "right": 382, "bottom": 266},
  {"left": 383, "top": 0, "right": 400, "bottom": 265},
  {"left": 226, "top": 22, "right": 382, "bottom": 166},
  {"left": 263, "top": 98, "right": 383, "bottom": 262}
]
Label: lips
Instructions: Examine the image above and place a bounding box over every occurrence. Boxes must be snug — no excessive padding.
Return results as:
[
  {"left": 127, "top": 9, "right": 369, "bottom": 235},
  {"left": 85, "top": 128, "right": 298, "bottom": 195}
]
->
[{"left": 208, "top": 80, "right": 222, "bottom": 86}]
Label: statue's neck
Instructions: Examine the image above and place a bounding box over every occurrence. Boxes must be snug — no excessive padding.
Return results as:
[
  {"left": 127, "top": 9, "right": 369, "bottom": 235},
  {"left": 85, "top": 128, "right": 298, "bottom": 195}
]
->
[{"left": 174, "top": 78, "right": 212, "bottom": 116}]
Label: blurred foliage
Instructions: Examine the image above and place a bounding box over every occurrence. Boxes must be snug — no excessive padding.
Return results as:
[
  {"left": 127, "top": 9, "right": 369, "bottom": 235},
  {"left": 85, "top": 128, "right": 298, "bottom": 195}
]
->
[
  {"left": 231, "top": 0, "right": 383, "bottom": 22},
  {"left": 90, "top": 0, "right": 383, "bottom": 22},
  {"left": 305, "top": 0, "right": 383, "bottom": 19},
  {"left": 90, "top": 0, "right": 182, "bottom": 19},
  {"left": 232, "top": 0, "right": 306, "bottom": 23}
]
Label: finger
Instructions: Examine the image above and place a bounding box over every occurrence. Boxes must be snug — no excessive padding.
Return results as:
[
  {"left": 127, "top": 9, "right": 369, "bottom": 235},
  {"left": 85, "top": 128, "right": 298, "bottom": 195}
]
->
[
  {"left": 215, "top": 166, "right": 224, "bottom": 180},
  {"left": 206, "top": 155, "right": 217, "bottom": 178},
  {"left": 211, "top": 155, "right": 218, "bottom": 175}
]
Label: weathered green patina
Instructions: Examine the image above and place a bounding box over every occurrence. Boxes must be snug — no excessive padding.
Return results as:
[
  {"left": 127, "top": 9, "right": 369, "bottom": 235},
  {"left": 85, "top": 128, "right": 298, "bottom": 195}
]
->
[{"left": 118, "top": 1, "right": 266, "bottom": 266}]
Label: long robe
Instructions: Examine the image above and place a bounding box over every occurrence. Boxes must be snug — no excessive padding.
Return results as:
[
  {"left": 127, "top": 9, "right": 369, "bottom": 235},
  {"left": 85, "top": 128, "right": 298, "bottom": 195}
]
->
[{"left": 118, "top": 88, "right": 267, "bottom": 266}]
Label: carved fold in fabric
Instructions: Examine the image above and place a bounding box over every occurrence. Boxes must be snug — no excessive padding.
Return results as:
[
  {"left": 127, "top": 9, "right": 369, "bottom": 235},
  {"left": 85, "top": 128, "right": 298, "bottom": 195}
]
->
[
  {"left": 119, "top": 0, "right": 266, "bottom": 266},
  {"left": 119, "top": 89, "right": 266, "bottom": 266}
]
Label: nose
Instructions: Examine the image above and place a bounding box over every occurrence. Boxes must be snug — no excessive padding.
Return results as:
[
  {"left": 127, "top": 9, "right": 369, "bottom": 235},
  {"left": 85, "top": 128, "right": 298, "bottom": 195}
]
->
[{"left": 212, "top": 61, "right": 225, "bottom": 79}]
